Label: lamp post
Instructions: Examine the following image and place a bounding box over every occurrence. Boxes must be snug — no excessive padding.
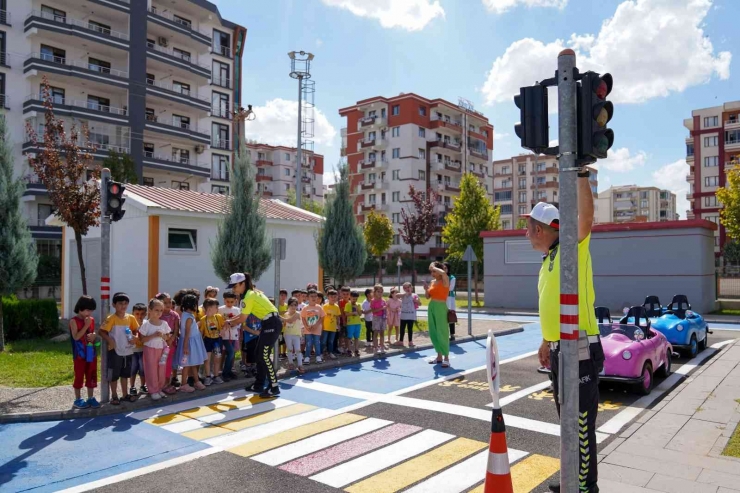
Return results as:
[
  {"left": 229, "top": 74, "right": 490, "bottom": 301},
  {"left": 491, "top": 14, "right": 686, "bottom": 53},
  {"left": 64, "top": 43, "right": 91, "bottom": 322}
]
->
[
  {"left": 288, "top": 51, "right": 314, "bottom": 209},
  {"left": 397, "top": 257, "right": 403, "bottom": 291}
]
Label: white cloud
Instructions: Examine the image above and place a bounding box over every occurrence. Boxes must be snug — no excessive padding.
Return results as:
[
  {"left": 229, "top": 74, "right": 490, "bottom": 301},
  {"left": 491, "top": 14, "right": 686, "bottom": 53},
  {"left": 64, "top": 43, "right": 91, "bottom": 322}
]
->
[
  {"left": 320, "top": 0, "right": 445, "bottom": 31},
  {"left": 244, "top": 98, "right": 337, "bottom": 148},
  {"left": 596, "top": 147, "right": 647, "bottom": 172},
  {"left": 316, "top": 38, "right": 324, "bottom": 47},
  {"left": 482, "top": 0, "right": 567, "bottom": 14},
  {"left": 481, "top": 0, "right": 731, "bottom": 107},
  {"left": 652, "top": 159, "right": 690, "bottom": 218}
]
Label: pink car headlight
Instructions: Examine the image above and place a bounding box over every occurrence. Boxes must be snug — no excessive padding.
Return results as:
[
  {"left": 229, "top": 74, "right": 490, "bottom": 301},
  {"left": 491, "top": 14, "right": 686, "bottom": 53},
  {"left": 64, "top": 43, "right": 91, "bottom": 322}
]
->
[{"left": 622, "top": 350, "right": 632, "bottom": 360}]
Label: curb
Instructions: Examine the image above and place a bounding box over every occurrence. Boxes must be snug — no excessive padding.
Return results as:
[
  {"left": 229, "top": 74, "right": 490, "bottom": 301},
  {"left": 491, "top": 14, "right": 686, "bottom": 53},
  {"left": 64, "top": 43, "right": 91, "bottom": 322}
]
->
[{"left": 0, "top": 326, "right": 524, "bottom": 424}]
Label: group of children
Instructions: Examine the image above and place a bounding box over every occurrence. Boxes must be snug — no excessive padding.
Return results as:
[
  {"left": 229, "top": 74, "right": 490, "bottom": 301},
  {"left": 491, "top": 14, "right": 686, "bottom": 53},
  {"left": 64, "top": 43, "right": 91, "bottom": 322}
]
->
[{"left": 68, "top": 281, "right": 420, "bottom": 409}]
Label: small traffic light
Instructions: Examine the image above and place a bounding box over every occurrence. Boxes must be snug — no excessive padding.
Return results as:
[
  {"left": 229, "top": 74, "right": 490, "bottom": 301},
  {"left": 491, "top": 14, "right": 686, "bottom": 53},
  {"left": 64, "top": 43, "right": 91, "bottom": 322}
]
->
[
  {"left": 514, "top": 84, "right": 549, "bottom": 152},
  {"left": 106, "top": 179, "right": 126, "bottom": 222},
  {"left": 577, "top": 72, "right": 614, "bottom": 164}
]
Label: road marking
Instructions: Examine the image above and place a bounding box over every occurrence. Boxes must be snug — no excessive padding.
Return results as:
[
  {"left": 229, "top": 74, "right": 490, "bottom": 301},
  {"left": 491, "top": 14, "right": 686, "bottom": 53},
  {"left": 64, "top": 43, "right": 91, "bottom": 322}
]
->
[
  {"left": 344, "top": 437, "right": 487, "bottom": 493},
  {"left": 510, "top": 454, "right": 561, "bottom": 492},
  {"left": 279, "top": 423, "right": 423, "bottom": 477},
  {"left": 252, "top": 417, "right": 392, "bottom": 466},
  {"left": 597, "top": 340, "right": 734, "bottom": 435},
  {"left": 489, "top": 380, "right": 552, "bottom": 407},
  {"left": 128, "top": 389, "right": 254, "bottom": 421},
  {"left": 227, "top": 413, "right": 366, "bottom": 457},
  {"left": 309, "top": 429, "right": 453, "bottom": 488},
  {"left": 404, "top": 448, "right": 528, "bottom": 493},
  {"left": 162, "top": 399, "right": 296, "bottom": 434}
]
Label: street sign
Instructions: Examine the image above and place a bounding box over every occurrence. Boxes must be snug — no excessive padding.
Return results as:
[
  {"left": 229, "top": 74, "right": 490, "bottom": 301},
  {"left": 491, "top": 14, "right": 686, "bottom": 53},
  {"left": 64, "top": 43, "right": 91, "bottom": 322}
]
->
[
  {"left": 462, "top": 245, "right": 477, "bottom": 262},
  {"left": 273, "top": 238, "right": 286, "bottom": 261}
]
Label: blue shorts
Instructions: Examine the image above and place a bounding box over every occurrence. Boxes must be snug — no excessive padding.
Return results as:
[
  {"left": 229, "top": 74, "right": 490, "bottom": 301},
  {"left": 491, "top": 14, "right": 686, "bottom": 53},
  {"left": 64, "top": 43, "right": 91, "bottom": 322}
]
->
[
  {"left": 203, "top": 337, "right": 222, "bottom": 353},
  {"left": 346, "top": 324, "right": 361, "bottom": 339}
]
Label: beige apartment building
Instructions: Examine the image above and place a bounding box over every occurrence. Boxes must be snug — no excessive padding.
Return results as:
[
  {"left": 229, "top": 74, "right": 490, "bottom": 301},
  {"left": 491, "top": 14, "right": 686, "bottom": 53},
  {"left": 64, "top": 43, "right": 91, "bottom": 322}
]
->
[
  {"left": 244, "top": 143, "right": 324, "bottom": 203},
  {"left": 595, "top": 185, "right": 677, "bottom": 224},
  {"left": 684, "top": 101, "right": 740, "bottom": 256},
  {"left": 492, "top": 154, "right": 598, "bottom": 229},
  {"left": 339, "top": 93, "right": 494, "bottom": 257}
]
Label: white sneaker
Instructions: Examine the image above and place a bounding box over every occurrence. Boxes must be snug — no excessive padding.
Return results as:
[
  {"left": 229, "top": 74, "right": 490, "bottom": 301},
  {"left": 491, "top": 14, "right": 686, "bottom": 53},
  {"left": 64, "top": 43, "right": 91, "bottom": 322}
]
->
[
  {"left": 204, "top": 376, "right": 213, "bottom": 386},
  {"left": 329, "top": 353, "right": 337, "bottom": 360},
  {"left": 316, "top": 356, "right": 323, "bottom": 363},
  {"left": 151, "top": 392, "right": 162, "bottom": 400},
  {"left": 214, "top": 375, "right": 224, "bottom": 384},
  {"left": 303, "top": 356, "right": 310, "bottom": 365}
]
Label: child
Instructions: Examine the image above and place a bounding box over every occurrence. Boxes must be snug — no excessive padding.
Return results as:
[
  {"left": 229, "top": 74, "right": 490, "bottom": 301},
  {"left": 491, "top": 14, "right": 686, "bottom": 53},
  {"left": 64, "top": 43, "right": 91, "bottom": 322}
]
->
[
  {"left": 337, "top": 286, "right": 351, "bottom": 356},
  {"left": 281, "top": 297, "right": 305, "bottom": 374},
  {"left": 278, "top": 289, "right": 289, "bottom": 360},
  {"left": 298, "top": 289, "right": 308, "bottom": 311},
  {"left": 345, "top": 291, "right": 362, "bottom": 357},
  {"left": 302, "top": 289, "right": 325, "bottom": 364},
  {"left": 199, "top": 286, "right": 219, "bottom": 320},
  {"left": 129, "top": 303, "right": 148, "bottom": 396},
  {"left": 370, "top": 284, "right": 387, "bottom": 355},
  {"left": 399, "top": 282, "right": 420, "bottom": 347},
  {"left": 157, "top": 292, "right": 180, "bottom": 393},
  {"left": 99, "top": 292, "right": 139, "bottom": 404},
  {"left": 321, "top": 289, "right": 341, "bottom": 360},
  {"left": 198, "top": 298, "right": 225, "bottom": 385},
  {"left": 386, "top": 288, "right": 402, "bottom": 346},
  {"left": 138, "top": 298, "right": 172, "bottom": 400},
  {"left": 69, "top": 295, "right": 99, "bottom": 409},
  {"left": 175, "top": 294, "right": 207, "bottom": 392},
  {"left": 362, "top": 288, "right": 373, "bottom": 348},
  {"left": 219, "top": 291, "right": 241, "bottom": 382}
]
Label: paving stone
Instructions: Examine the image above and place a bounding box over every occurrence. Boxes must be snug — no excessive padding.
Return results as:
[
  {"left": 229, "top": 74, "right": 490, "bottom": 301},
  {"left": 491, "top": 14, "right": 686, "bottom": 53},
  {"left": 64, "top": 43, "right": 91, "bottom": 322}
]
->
[
  {"left": 620, "top": 421, "right": 644, "bottom": 439},
  {"left": 626, "top": 411, "right": 691, "bottom": 448},
  {"left": 667, "top": 418, "right": 725, "bottom": 456},
  {"left": 599, "top": 463, "right": 655, "bottom": 487},
  {"left": 663, "top": 396, "right": 706, "bottom": 416},
  {"left": 646, "top": 474, "right": 719, "bottom": 492},
  {"left": 603, "top": 451, "right": 702, "bottom": 481},
  {"left": 717, "top": 488, "right": 740, "bottom": 493},
  {"left": 599, "top": 437, "right": 625, "bottom": 457},
  {"left": 616, "top": 441, "right": 740, "bottom": 476},
  {"left": 598, "top": 478, "right": 663, "bottom": 492},
  {"left": 700, "top": 361, "right": 739, "bottom": 378},
  {"left": 696, "top": 469, "right": 740, "bottom": 490}
]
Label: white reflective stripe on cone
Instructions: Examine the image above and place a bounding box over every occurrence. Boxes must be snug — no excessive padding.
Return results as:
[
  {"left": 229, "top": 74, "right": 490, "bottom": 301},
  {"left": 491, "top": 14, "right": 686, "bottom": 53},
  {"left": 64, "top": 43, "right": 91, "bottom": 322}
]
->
[{"left": 487, "top": 451, "right": 511, "bottom": 474}]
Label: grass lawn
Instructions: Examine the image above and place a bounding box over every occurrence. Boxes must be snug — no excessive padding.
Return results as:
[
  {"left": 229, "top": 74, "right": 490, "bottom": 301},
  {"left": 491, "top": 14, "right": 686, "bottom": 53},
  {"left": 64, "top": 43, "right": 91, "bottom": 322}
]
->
[
  {"left": 713, "top": 309, "right": 740, "bottom": 316},
  {"left": 417, "top": 297, "right": 486, "bottom": 308},
  {"left": 0, "top": 339, "right": 82, "bottom": 388},
  {"left": 723, "top": 421, "right": 740, "bottom": 458}
]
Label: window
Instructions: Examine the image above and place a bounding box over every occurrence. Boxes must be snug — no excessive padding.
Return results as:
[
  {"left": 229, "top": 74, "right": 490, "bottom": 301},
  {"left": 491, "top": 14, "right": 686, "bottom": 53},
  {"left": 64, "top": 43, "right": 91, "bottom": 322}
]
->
[
  {"left": 87, "top": 20, "right": 112, "bottom": 35},
  {"left": 212, "top": 123, "right": 229, "bottom": 149},
  {"left": 704, "top": 116, "right": 718, "bottom": 127},
  {"left": 143, "top": 142, "right": 154, "bottom": 157},
  {"left": 41, "top": 5, "right": 66, "bottom": 22},
  {"left": 46, "top": 85, "right": 65, "bottom": 104},
  {"left": 392, "top": 127, "right": 400, "bottom": 138},
  {"left": 212, "top": 91, "right": 229, "bottom": 118},
  {"left": 393, "top": 234, "right": 400, "bottom": 245},
  {"left": 727, "top": 130, "right": 740, "bottom": 145},
  {"left": 173, "top": 114, "right": 190, "bottom": 128},
  {"left": 87, "top": 95, "right": 110, "bottom": 112},
  {"left": 501, "top": 204, "right": 513, "bottom": 214},
  {"left": 145, "top": 107, "right": 156, "bottom": 122},
  {"left": 212, "top": 61, "right": 230, "bottom": 87},
  {"left": 502, "top": 220, "right": 511, "bottom": 229},
  {"left": 368, "top": 194, "right": 376, "bottom": 204},
  {"left": 392, "top": 170, "right": 399, "bottom": 180},
  {"left": 171, "top": 181, "right": 190, "bottom": 190},
  {"left": 519, "top": 178, "right": 526, "bottom": 188},
  {"left": 418, "top": 148, "right": 426, "bottom": 159},
  {"left": 704, "top": 136, "right": 718, "bottom": 147},
  {"left": 213, "top": 29, "right": 231, "bottom": 57},
  {"left": 392, "top": 105, "right": 400, "bottom": 116},
  {"left": 419, "top": 170, "right": 426, "bottom": 180},
  {"left": 392, "top": 191, "right": 400, "bottom": 202},
  {"left": 173, "top": 81, "right": 191, "bottom": 95},
  {"left": 418, "top": 127, "right": 426, "bottom": 138},
  {"left": 640, "top": 191, "right": 648, "bottom": 199},
  {"left": 172, "top": 47, "right": 191, "bottom": 61},
  {"left": 494, "top": 191, "right": 512, "bottom": 201},
  {"left": 641, "top": 199, "right": 648, "bottom": 208},
  {"left": 40, "top": 44, "right": 65, "bottom": 63},
  {"left": 418, "top": 106, "right": 426, "bottom": 116},
  {"left": 173, "top": 14, "right": 192, "bottom": 28},
  {"left": 705, "top": 176, "right": 719, "bottom": 187},
  {"left": 212, "top": 154, "right": 229, "bottom": 180},
  {"left": 706, "top": 215, "right": 719, "bottom": 225},
  {"left": 143, "top": 177, "right": 154, "bottom": 186},
  {"left": 172, "top": 148, "right": 190, "bottom": 164},
  {"left": 392, "top": 148, "right": 400, "bottom": 159},
  {"left": 519, "top": 191, "right": 527, "bottom": 202},
  {"left": 704, "top": 156, "right": 719, "bottom": 167},
  {"left": 284, "top": 168, "right": 290, "bottom": 176},
  {"left": 686, "top": 143, "right": 694, "bottom": 157},
  {"left": 392, "top": 213, "right": 400, "bottom": 223},
  {"left": 211, "top": 185, "right": 229, "bottom": 195},
  {"left": 705, "top": 196, "right": 718, "bottom": 207},
  {"left": 285, "top": 184, "right": 290, "bottom": 191},
  {"left": 519, "top": 205, "right": 527, "bottom": 215},
  {"left": 715, "top": 236, "right": 720, "bottom": 247},
  {"left": 88, "top": 57, "right": 111, "bottom": 73}
]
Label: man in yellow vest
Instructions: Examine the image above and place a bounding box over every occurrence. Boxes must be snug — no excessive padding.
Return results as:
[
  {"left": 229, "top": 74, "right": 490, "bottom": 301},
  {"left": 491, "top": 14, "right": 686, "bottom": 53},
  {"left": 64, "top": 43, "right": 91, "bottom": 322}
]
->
[{"left": 524, "top": 169, "right": 604, "bottom": 493}]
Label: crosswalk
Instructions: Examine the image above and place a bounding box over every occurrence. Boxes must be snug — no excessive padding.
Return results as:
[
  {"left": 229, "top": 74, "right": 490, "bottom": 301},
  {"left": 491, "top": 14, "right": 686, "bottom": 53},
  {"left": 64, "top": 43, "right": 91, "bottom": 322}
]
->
[{"left": 132, "top": 391, "right": 561, "bottom": 492}]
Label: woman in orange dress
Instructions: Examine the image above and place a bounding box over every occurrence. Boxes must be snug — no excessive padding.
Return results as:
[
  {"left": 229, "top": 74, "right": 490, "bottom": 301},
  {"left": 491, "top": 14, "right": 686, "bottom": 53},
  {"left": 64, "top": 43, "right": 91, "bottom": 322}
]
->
[{"left": 423, "top": 262, "right": 450, "bottom": 367}]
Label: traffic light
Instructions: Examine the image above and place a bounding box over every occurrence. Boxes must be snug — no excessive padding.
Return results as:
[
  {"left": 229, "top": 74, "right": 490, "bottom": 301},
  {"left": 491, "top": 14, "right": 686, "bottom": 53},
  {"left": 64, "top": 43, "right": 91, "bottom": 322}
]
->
[
  {"left": 106, "top": 179, "right": 126, "bottom": 222},
  {"left": 577, "top": 72, "right": 614, "bottom": 164},
  {"left": 514, "top": 84, "right": 549, "bottom": 152}
]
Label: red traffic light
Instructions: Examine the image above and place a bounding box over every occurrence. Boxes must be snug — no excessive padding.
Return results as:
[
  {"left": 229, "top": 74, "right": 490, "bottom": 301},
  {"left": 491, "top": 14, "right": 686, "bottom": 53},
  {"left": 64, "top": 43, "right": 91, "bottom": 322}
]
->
[
  {"left": 592, "top": 73, "right": 613, "bottom": 100},
  {"left": 109, "top": 183, "right": 121, "bottom": 195}
]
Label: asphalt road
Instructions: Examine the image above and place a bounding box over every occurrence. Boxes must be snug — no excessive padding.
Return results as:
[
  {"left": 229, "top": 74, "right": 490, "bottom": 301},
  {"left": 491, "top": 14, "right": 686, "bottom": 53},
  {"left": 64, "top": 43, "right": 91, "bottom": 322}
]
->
[{"left": 84, "top": 329, "right": 737, "bottom": 493}]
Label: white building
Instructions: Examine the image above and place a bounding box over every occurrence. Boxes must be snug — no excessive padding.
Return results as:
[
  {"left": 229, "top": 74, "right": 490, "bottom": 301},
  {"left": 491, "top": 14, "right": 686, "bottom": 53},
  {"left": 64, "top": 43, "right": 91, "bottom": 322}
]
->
[
  {"left": 1, "top": 0, "right": 245, "bottom": 289},
  {"left": 55, "top": 185, "right": 323, "bottom": 320},
  {"left": 595, "top": 185, "right": 678, "bottom": 224},
  {"left": 244, "top": 143, "right": 325, "bottom": 204}
]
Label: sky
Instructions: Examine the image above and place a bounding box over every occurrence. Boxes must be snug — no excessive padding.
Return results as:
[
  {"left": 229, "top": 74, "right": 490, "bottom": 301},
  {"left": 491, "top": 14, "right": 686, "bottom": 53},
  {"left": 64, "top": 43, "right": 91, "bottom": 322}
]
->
[{"left": 214, "top": 0, "right": 737, "bottom": 218}]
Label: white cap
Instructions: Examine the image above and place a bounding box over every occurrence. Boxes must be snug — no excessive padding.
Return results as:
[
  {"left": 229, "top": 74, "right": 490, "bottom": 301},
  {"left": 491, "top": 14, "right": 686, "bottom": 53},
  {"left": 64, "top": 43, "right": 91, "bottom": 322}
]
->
[
  {"left": 226, "top": 272, "right": 246, "bottom": 289},
  {"left": 523, "top": 202, "right": 559, "bottom": 230}
]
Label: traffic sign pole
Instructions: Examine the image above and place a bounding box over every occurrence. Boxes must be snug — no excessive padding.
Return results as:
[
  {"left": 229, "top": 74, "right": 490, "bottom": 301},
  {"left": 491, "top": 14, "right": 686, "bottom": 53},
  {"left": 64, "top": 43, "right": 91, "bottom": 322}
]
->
[
  {"left": 272, "top": 238, "right": 286, "bottom": 373},
  {"left": 100, "top": 168, "right": 111, "bottom": 404},
  {"left": 462, "top": 245, "right": 477, "bottom": 336}
]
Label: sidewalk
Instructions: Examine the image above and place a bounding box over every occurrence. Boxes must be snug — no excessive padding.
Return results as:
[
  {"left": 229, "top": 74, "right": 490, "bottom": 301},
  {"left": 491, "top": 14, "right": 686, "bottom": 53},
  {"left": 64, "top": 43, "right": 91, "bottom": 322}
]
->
[
  {"left": 0, "top": 318, "right": 521, "bottom": 423},
  {"left": 597, "top": 339, "right": 740, "bottom": 492}
]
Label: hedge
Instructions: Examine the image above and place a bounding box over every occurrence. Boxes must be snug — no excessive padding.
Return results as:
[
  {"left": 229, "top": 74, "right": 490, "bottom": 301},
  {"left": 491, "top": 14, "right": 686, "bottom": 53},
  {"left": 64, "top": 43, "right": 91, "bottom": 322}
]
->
[{"left": 1, "top": 296, "right": 60, "bottom": 341}]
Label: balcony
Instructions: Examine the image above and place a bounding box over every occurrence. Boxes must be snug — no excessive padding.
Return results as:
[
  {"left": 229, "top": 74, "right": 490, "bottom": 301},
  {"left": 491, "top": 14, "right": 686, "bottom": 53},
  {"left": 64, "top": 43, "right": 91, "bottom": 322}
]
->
[
  {"left": 24, "top": 130, "right": 130, "bottom": 160},
  {"left": 145, "top": 115, "right": 211, "bottom": 144},
  {"left": 357, "top": 115, "right": 386, "bottom": 130},
  {"left": 686, "top": 153, "right": 694, "bottom": 163},
  {"left": 686, "top": 193, "right": 694, "bottom": 200},
  {"left": 530, "top": 181, "right": 558, "bottom": 190},
  {"left": 430, "top": 114, "right": 462, "bottom": 132},
  {"left": 686, "top": 173, "right": 695, "bottom": 182},
  {"left": 23, "top": 94, "right": 129, "bottom": 125},
  {"left": 438, "top": 181, "right": 460, "bottom": 193},
  {"left": 24, "top": 53, "right": 129, "bottom": 88},
  {"left": 358, "top": 137, "right": 386, "bottom": 151},
  {"left": 146, "top": 78, "right": 210, "bottom": 112},
  {"left": 24, "top": 10, "right": 129, "bottom": 51},
  {"left": 211, "top": 105, "right": 233, "bottom": 120},
  {"left": 0, "top": 9, "right": 10, "bottom": 26},
  {"left": 360, "top": 158, "right": 387, "bottom": 170},
  {"left": 23, "top": 175, "right": 47, "bottom": 197},
  {"left": 211, "top": 76, "right": 232, "bottom": 90},
  {"left": 726, "top": 118, "right": 740, "bottom": 130},
  {"left": 260, "top": 189, "right": 273, "bottom": 197},
  {"left": 469, "top": 147, "right": 489, "bottom": 160},
  {"left": 146, "top": 41, "right": 211, "bottom": 80},
  {"left": 471, "top": 170, "right": 484, "bottom": 178},
  {"left": 211, "top": 137, "right": 231, "bottom": 151},
  {"left": 0, "top": 94, "right": 8, "bottom": 109},
  {"left": 445, "top": 161, "right": 462, "bottom": 172},
  {"left": 147, "top": 7, "right": 211, "bottom": 46},
  {"left": 431, "top": 139, "right": 462, "bottom": 152},
  {"left": 494, "top": 170, "right": 512, "bottom": 177},
  {"left": 429, "top": 247, "right": 447, "bottom": 257},
  {"left": 142, "top": 151, "right": 210, "bottom": 177},
  {"left": 727, "top": 135, "right": 740, "bottom": 151},
  {"left": 256, "top": 175, "right": 273, "bottom": 182},
  {"left": 256, "top": 159, "right": 273, "bottom": 167},
  {"left": 212, "top": 44, "right": 231, "bottom": 59},
  {"left": 302, "top": 161, "right": 312, "bottom": 169}
]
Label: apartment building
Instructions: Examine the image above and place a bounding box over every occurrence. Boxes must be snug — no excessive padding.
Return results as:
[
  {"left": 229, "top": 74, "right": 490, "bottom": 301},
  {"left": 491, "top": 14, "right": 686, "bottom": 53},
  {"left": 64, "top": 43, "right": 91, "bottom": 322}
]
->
[
  {"left": 244, "top": 143, "right": 324, "bottom": 203},
  {"left": 684, "top": 101, "right": 740, "bottom": 256},
  {"left": 339, "top": 93, "right": 494, "bottom": 257},
  {"left": 492, "top": 154, "right": 598, "bottom": 229},
  {"left": 1, "top": 0, "right": 245, "bottom": 255},
  {"left": 595, "top": 185, "right": 677, "bottom": 224}
]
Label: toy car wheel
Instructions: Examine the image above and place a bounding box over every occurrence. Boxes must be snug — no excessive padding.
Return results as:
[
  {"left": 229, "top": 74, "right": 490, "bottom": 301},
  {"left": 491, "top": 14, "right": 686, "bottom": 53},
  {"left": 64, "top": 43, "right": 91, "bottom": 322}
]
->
[
  {"left": 698, "top": 328, "right": 708, "bottom": 351},
  {"left": 688, "top": 334, "right": 698, "bottom": 358},
  {"left": 636, "top": 361, "right": 653, "bottom": 395},
  {"left": 657, "top": 350, "right": 671, "bottom": 378}
]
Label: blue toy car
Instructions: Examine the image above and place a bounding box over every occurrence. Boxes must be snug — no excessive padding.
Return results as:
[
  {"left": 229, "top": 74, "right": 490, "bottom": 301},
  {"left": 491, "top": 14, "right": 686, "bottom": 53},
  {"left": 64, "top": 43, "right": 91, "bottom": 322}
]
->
[{"left": 644, "top": 294, "right": 710, "bottom": 358}]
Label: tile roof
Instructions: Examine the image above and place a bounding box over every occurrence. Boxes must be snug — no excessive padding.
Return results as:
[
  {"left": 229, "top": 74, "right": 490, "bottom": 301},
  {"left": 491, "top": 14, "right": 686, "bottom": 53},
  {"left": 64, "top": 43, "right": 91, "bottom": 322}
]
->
[{"left": 124, "top": 184, "right": 323, "bottom": 223}]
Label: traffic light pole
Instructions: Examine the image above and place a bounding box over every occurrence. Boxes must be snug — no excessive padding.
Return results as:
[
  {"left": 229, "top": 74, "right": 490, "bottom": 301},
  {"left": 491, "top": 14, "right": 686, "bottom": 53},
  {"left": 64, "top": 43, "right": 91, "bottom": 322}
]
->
[
  {"left": 557, "top": 49, "right": 582, "bottom": 493},
  {"left": 100, "top": 168, "right": 111, "bottom": 404}
]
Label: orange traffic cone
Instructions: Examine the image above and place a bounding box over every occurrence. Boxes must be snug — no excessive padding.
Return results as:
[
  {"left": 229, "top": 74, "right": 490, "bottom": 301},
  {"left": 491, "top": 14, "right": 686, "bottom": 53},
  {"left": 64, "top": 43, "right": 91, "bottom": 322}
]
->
[{"left": 484, "top": 407, "right": 514, "bottom": 493}]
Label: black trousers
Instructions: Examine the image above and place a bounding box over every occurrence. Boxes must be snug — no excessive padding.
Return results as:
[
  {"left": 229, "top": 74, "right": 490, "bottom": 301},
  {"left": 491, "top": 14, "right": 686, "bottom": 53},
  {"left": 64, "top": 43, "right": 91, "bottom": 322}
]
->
[
  {"left": 449, "top": 322, "right": 455, "bottom": 336},
  {"left": 255, "top": 315, "right": 282, "bottom": 388},
  {"left": 550, "top": 340, "right": 604, "bottom": 493},
  {"left": 365, "top": 321, "right": 373, "bottom": 342},
  {"left": 400, "top": 320, "right": 414, "bottom": 342}
]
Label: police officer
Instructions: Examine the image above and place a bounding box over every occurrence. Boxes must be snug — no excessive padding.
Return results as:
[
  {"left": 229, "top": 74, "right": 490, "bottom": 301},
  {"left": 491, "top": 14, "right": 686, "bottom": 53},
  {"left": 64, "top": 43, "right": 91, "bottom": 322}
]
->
[{"left": 523, "top": 168, "right": 604, "bottom": 493}]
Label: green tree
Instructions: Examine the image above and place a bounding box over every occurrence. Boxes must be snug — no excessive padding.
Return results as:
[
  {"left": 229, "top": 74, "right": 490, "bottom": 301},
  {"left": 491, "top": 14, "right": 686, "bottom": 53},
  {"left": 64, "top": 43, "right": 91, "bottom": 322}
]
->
[
  {"left": 718, "top": 170, "right": 740, "bottom": 242},
  {"left": 103, "top": 149, "right": 138, "bottom": 184},
  {"left": 723, "top": 239, "right": 740, "bottom": 266},
  {"left": 210, "top": 145, "right": 272, "bottom": 282},
  {"left": 0, "top": 114, "right": 38, "bottom": 350},
  {"left": 286, "top": 187, "right": 324, "bottom": 216},
  {"left": 399, "top": 185, "right": 438, "bottom": 287},
  {"left": 318, "top": 161, "right": 366, "bottom": 286},
  {"left": 516, "top": 218, "right": 527, "bottom": 229},
  {"left": 442, "top": 173, "right": 501, "bottom": 303},
  {"left": 363, "top": 210, "right": 394, "bottom": 283}
]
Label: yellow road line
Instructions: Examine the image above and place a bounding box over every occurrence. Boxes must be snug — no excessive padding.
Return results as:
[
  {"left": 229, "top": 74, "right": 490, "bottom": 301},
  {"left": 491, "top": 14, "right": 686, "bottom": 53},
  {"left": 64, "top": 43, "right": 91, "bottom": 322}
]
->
[
  {"left": 345, "top": 437, "right": 486, "bottom": 493},
  {"left": 467, "top": 454, "right": 560, "bottom": 493},
  {"left": 182, "top": 403, "right": 316, "bottom": 441},
  {"left": 228, "top": 413, "right": 365, "bottom": 458},
  {"left": 147, "top": 394, "right": 269, "bottom": 425},
  {"left": 145, "top": 413, "right": 191, "bottom": 426}
]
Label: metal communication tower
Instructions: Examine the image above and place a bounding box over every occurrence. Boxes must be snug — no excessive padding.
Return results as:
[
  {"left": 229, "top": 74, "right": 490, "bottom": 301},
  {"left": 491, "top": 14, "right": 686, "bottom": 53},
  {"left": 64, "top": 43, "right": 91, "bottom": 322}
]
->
[
  {"left": 288, "top": 51, "right": 314, "bottom": 208},
  {"left": 301, "top": 79, "right": 316, "bottom": 200}
]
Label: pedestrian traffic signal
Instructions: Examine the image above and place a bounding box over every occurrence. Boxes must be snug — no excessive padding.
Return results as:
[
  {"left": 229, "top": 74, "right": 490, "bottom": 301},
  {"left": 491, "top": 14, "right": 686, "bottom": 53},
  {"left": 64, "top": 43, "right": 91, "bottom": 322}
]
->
[
  {"left": 577, "top": 72, "right": 614, "bottom": 163},
  {"left": 514, "top": 84, "right": 549, "bottom": 153},
  {"left": 106, "top": 179, "right": 126, "bottom": 222}
]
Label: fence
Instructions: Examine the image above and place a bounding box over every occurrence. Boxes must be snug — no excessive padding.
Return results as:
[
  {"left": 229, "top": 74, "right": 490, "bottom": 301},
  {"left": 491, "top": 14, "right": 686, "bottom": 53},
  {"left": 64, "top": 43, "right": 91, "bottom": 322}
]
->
[{"left": 718, "top": 274, "right": 740, "bottom": 299}]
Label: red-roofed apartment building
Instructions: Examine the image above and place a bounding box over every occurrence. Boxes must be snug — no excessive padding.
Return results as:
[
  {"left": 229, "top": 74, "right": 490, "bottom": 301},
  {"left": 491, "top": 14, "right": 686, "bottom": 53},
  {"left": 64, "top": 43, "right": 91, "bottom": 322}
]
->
[{"left": 244, "top": 143, "right": 325, "bottom": 204}]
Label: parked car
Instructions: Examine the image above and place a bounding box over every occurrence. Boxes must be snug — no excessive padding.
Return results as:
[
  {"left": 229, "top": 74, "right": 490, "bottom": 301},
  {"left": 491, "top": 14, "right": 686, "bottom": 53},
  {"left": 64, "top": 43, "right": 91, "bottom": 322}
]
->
[{"left": 648, "top": 294, "right": 710, "bottom": 358}]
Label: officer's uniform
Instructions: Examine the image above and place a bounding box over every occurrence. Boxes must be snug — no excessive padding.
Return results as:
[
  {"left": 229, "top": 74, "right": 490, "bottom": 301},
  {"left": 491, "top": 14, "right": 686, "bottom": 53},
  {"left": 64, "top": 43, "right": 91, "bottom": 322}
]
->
[{"left": 538, "top": 228, "right": 604, "bottom": 493}]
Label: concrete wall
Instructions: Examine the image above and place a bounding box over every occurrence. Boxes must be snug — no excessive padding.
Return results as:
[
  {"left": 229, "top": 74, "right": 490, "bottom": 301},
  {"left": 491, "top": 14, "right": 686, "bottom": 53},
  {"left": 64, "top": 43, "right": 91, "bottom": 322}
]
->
[{"left": 482, "top": 220, "right": 718, "bottom": 314}]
